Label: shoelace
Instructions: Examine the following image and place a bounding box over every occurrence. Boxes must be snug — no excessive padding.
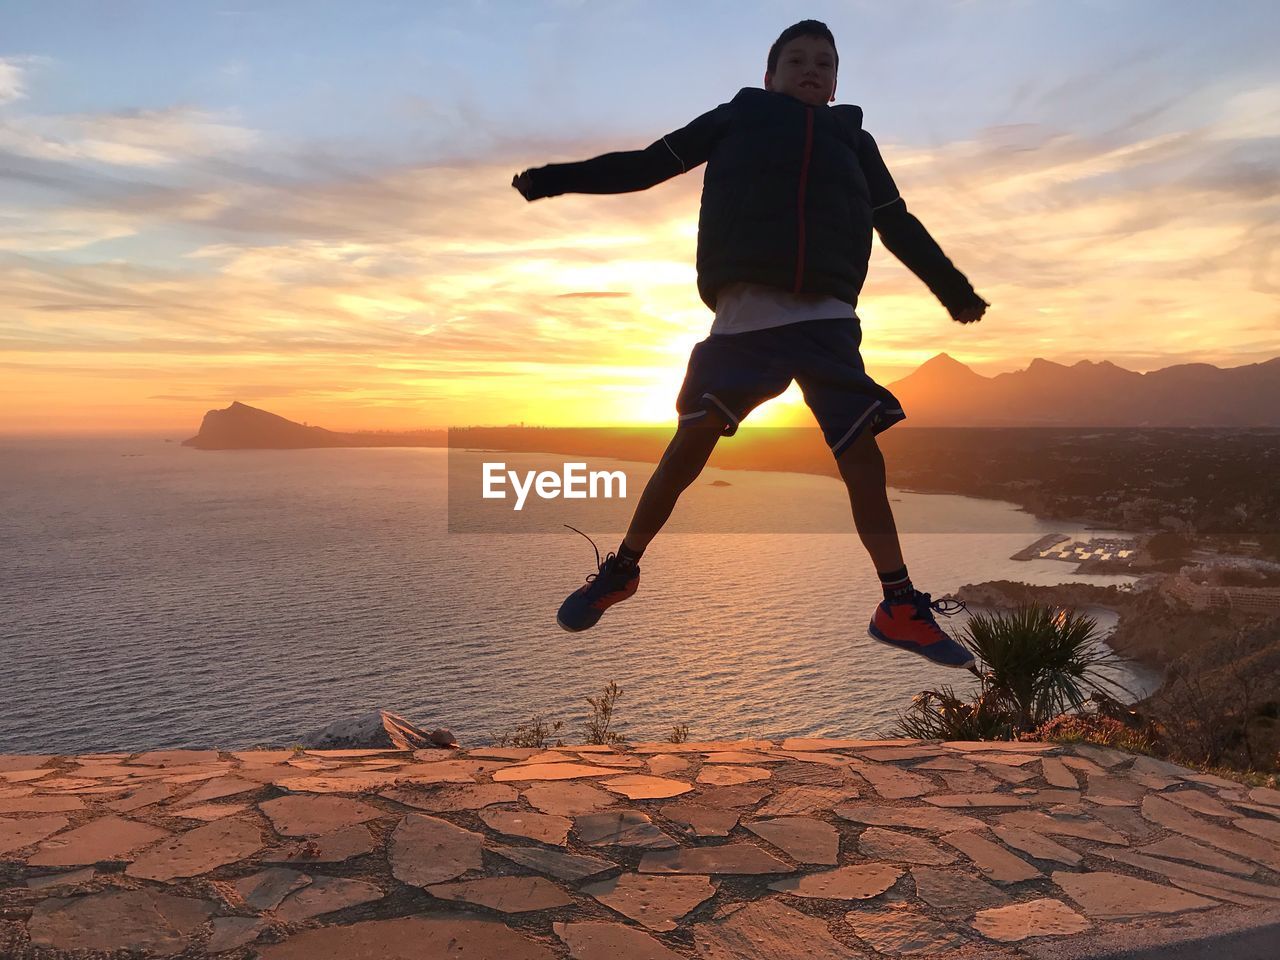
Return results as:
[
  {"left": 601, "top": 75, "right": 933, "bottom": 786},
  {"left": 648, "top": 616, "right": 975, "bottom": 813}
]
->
[
  {"left": 914, "top": 591, "right": 967, "bottom": 619},
  {"left": 564, "top": 524, "right": 617, "bottom": 585}
]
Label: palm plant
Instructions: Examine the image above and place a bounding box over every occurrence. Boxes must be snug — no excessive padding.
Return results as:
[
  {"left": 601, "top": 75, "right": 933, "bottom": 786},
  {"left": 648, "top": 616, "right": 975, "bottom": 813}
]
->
[
  {"left": 895, "top": 602, "right": 1134, "bottom": 739},
  {"left": 966, "top": 604, "right": 1132, "bottom": 732}
]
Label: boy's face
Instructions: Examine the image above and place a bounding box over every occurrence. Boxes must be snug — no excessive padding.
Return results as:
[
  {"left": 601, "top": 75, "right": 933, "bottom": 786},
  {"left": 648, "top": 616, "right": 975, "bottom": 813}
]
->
[{"left": 765, "top": 34, "right": 838, "bottom": 106}]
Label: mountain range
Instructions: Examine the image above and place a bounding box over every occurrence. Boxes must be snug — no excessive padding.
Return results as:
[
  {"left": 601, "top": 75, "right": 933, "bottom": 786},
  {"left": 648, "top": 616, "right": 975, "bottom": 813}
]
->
[
  {"left": 885, "top": 354, "right": 1280, "bottom": 427},
  {"left": 183, "top": 355, "right": 1280, "bottom": 448}
]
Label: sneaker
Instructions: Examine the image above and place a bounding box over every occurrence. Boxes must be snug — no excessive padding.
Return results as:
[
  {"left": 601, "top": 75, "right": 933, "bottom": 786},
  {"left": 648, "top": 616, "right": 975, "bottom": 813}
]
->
[
  {"left": 868, "top": 590, "right": 976, "bottom": 669},
  {"left": 557, "top": 526, "right": 640, "bottom": 632}
]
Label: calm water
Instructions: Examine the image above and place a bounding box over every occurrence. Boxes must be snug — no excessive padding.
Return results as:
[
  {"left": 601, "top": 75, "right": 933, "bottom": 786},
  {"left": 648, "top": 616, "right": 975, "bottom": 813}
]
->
[{"left": 0, "top": 439, "right": 1159, "bottom": 754}]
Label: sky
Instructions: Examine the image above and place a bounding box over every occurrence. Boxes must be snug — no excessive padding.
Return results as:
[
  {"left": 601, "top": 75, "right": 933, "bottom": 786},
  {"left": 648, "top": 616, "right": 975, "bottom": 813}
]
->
[{"left": 2, "top": 0, "right": 1278, "bottom": 435}]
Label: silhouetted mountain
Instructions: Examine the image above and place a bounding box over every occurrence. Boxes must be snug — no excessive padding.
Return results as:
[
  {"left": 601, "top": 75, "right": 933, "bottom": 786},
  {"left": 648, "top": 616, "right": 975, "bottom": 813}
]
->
[
  {"left": 888, "top": 355, "right": 1280, "bottom": 427},
  {"left": 182, "top": 402, "right": 445, "bottom": 449}
]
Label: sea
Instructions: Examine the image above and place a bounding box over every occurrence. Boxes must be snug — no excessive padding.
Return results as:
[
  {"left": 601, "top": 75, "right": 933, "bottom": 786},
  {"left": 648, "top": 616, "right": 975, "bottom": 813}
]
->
[{"left": 0, "top": 438, "right": 1162, "bottom": 755}]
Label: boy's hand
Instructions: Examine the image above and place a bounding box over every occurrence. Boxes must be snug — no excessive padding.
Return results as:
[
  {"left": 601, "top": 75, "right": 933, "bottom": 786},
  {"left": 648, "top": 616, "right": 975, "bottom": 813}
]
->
[
  {"left": 512, "top": 170, "right": 536, "bottom": 201},
  {"left": 952, "top": 296, "right": 989, "bottom": 325}
]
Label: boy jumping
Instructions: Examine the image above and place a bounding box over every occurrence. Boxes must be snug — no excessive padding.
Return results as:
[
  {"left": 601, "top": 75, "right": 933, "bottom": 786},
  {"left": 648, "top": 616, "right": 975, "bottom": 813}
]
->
[{"left": 512, "top": 20, "right": 987, "bottom": 669}]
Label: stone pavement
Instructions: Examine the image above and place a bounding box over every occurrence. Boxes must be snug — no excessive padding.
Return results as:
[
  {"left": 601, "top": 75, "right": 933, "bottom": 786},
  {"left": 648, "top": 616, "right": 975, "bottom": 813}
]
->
[{"left": 1, "top": 738, "right": 1278, "bottom": 958}]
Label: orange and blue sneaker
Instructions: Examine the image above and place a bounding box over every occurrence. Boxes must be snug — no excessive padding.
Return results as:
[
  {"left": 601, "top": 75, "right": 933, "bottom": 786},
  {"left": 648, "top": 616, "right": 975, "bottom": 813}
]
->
[
  {"left": 557, "top": 526, "right": 640, "bottom": 632},
  {"left": 869, "top": 591, "right": 976, "bottom": 669}
]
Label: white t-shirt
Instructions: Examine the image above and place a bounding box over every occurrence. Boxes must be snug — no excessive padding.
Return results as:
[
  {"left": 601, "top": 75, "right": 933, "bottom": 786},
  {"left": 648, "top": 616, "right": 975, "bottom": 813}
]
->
[{"left": 710, "top": 281, "right": 856, "bottom": 336}]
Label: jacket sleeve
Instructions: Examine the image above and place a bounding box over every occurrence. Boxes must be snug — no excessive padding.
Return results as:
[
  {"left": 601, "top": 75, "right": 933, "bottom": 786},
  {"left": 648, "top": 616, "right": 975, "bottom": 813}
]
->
[
  {"left": 523, "top": 99, "right": 735, "bottom": 199},
  {"left": 859, "top": 129, "right": 985, "bottom": 318}
]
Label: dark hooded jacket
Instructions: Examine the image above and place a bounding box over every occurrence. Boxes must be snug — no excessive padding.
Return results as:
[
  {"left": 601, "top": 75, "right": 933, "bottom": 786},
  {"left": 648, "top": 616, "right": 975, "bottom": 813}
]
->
[{"left": 524, "top": 87, "right": 983, "bottom": 316}]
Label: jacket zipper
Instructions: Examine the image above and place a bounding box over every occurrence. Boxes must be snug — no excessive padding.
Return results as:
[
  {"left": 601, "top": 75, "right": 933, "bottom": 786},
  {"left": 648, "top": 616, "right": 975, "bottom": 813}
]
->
[{"left": 793, "top": 106, "right": 815, "bottom": 294}]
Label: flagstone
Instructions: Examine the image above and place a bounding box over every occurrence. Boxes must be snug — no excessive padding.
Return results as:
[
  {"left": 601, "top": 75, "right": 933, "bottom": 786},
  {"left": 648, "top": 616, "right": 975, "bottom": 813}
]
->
[
  {"left": 848, "top": 759, "right": 935, "bottom": 799},
  {"left": 696, "top": 784, "right": 773, "bottom": 809},
  {"left": 0, "top": 786, "right": 34, "bottom": 799},
  {"left": 107, "top": 783, "right": 172, "bottom": 812},
  {"left": 28, "top": 815, "right": 169, "bottom": 866},
  {"left": 694, "top": 898, "right": 856, "bottom": 960},
  {"left": 769, "top": 761, "right": 850, "bottom": 787},
  {"left": 428, "top": 875, "right": 573, "bottom": 912},
  {"left": 1093, "top": 848, "right": 1280, "bottom": 902},
  {"left": 26, "top": 867, "right": 95, "bottom": 890},
  {"left": 1013, "top": 789, "right": 1082, "bottom": 806},
  {"left": 834, "top": 802, "right": 984, "bottom": 833},
  {"left": 0, "top": 814, "right": 68, "bottom": 854},
  {"left": 1136, "top": 835, "right": 1254, "bottom": 875},
  {"left": 304, "top": 748, "right": 408, "bottom": 758},
  {"left": 1040, "top": 757, "right": 1079, "bottom": 789},
  {"left": 524, "top": 750, "right": 577, "bottom": 764},
  {"left": 259, "top": 793, "right": 381, "bottom": 836},
  {"left": 207, "top": 916, "right": 268, "bottom": 954},
  {"left": 602, "top": 774, "right": 693, "bottom": 800},
  {"left": 701, "top": 750, "right": 779, "bottom": 764},
  {"left": 639, "top": 843, "right": 793, "bottom": 875},
  {"left": 171, "top": 802, "right": 249, "bottom": 821},
  {"left": 0, "top": 755, "right": 55, "bottom": 772},
  {"left": 234, "top": 867, "right": 312, "bottom": 910},
  {"left": 575, "top": 811, "right": 677, "bottom": 848},
  {"left": 783, "top": 738, "right": 920, "bottom": 751},
  {"left": 1166, "top": 789, "right": 1237, "bottom": 819},
  {"left": 269, "top": 874, "right": 384, "bottom": 921},
  {"left": 1141, "top": 794, "right": 1280, "bottom": 870},
  {"left": 231, "top": 749, "right": 295, "bottom": 763},
  {"left": 0, "top": 795, "right": 84, "bottom": 813},
  {"left": 494, "top": 762, "right": 623, "bottom": 782},
  {"left": 1052, "top": 869, "right": 1217, "bottom": 919},
  {"left": 660, "top": 802, "right": 740, "bottom": 837},
  {"left": 980, "top": 764, "right": 1038, "bottom": 784},
  {"left": 1060, "top": 756, "right": 1108, "bottom": 776},
  {"left": 469, "top": 747, "right": 541, "bottom": 761},
  {"left": 856, "top": 745, "right": 948, "bottom": 762},
  {"left": 524, "top": 781, "right": 615, "bottom": 817},
  {"left": 645, "top": 754, "right": 689, "bottom": 776},
  {"left": 914, "top": 757, "right": 977, "bottom": 772},
  {"left": 990, "top": 826, "right": 1081, "bottom": 865},
  {"left": 1183, "top": 772, "right": 1240, "bottom": 790},
  {"left": 479, "top": 808, "right": 572, "bottom": 845},
  {"left": 767, "top": 750, "right": 855, "bottom": 766},
  {"left": 398, "top": 759, "right": 493, "bottom": 781},
  {"left": 925, "top": 793, "right": 1028, "bottom": 808},
  {"left": 581, "top": 753, "right": 644, "bottom": 768},
  {"left": 696, "top": 765, "right": 771, "bottom": 786},
  {"left": 382, "top": 781, "right": 519, "bottom": 812},
  {"left": 1085, "top": 776, "right": 1147, "bottom": 805},
  {"left": 632, "top": 739, "right": 774, "bottom": 754},
  {"left": 756, "top": 785, "right": 856, "bottom": 817},
  {"left": 1234, "top": 816, "right": 1280, "bottom": 843},
  {"left": 941, "top": 831, "right": 1040, "bottom": 883},
  {"left": 389, "top": 813, "right": 484, "bottom": 886},
  {"left": 745, "top": 817, "right": 839, "bottom": 864},
  {"left": 582, "top": 873, "right": 715, "bottom": 931},
  {"left": 553, "top": 920, "right": 685, "bottom": 960},
  {"left": 972, "top": 898, "right": 1090, "bottom": 942},
  {"left": 943, "top": 741, "right": 1055, "bottom": 752},
  {"left": 276, "top": 771, "right": 404, "bottom": 792},
  {"left": 858, "top": 826, "right": 956, "bottom": 865},
  {"left": 131, "top": 749, "right": 222, "bottom": 766},
  {"left": 845, "top": 903, "right": 966, "bottom": 954},
  {"left": 768, "top": 861, "right": 901, "bottom": 899},
  {"left": 263, "top": 823, "right": 377, "bottom": 863},
  {"left": 911, "top": 866, "right": 1011, "bottom": 917},
  {"left": 939, "top": 770, "right": 1000, "bottom": 792},
  {"left": 1234, "top": 802, "right": 1280, "bottom": 819},
  {"left": 1248, "top": 786, "right": 1280, "bottom": 807},
  {"left": 494, "top": 845, "right": 617, "bottom": 882},
  {"left": 256, "top": 914, "right": 557, "bottom": 960},
  {"left": 995, "top": 810, "right": 1128, "bottom": 844},
  {"left": 26, "top": 888, "right": 213, "bottom": 955},
  {"left": 962, "top": 753, "right": 1040, "bottom": 767},
  {"left": 126, "top": 816, "right": 264, "bottom": 881},
  {"left": 175, "top": 776, "right": 259, "bottom": 806},
  {"left": 0, "top": 768, "right": 54, "bottom": 783}
]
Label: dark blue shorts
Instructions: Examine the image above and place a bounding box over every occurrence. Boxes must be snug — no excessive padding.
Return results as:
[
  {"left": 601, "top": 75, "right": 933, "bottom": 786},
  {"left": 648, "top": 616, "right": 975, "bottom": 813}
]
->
[{"left": 674, "top": 317, "right": 906, "bottom": 457}]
